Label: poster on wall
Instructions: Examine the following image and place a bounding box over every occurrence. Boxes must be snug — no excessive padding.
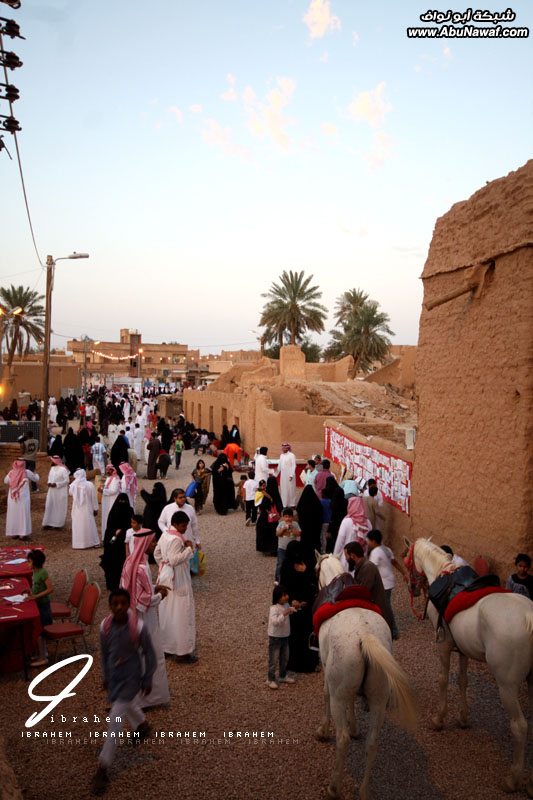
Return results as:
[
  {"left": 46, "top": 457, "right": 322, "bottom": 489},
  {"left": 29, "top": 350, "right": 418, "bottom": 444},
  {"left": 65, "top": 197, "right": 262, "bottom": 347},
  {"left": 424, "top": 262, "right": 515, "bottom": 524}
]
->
[{"left": 324, "top": 425, "right": 412, "bottom": 516}]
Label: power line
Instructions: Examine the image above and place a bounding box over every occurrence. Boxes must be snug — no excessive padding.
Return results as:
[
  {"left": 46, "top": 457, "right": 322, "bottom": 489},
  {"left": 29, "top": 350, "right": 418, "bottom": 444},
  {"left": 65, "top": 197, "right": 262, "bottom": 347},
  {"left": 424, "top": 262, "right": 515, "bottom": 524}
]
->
[
  {"left": 0, "top": 267, "right": 42, "bottom": 280},
  {"left": 0, "top": 27, "right": 45, "bottom": 270}
]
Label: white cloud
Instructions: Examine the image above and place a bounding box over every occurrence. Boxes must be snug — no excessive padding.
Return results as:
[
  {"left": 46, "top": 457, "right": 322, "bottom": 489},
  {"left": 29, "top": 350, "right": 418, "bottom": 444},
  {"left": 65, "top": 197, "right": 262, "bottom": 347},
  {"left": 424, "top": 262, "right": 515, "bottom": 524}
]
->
[
  {"left": 303, "top": 0, "right": 341, "bottom": 39},
  {"left": 321, "top": 122, "right": 338, "bottom": 136},
  {"left": 348, "top": 82, "right": 391, "bottom": 128},
  {"left": 245, "top": 76, "right": 296, "bottom": 152},
  {"left": 189, "top": 104, "right": 202, "bottom": 113},
  {"left": 320, "top": 51, "right": 329, "bottom": 62},
  {"left": 221, "top": 87, "right": 237, "bottom": 102},
  {"left": 243, "top": 86, "right": 256, "bottom": 105},
  {"left": 201, "top": 119, "right": 248, "bottom": 159},
  {"left": 352, "top": 31, "right": 359, "bottom": 46},
  {"left": 167, "top": 106, "right": 183, "bottom": 123},
  {"left": 365, "top": 131, "right": 393, "bottom": 170},
  {"left": 227, "top": 73, "right": 236, "bottom": 85}
]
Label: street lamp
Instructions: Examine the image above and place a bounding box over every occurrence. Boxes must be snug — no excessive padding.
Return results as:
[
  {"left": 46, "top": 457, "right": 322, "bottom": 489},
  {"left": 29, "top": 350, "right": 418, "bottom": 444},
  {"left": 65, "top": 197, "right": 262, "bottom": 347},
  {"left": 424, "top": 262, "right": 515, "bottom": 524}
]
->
[{"left": 40, "top": 252, "right": 89, "bottom": 451}]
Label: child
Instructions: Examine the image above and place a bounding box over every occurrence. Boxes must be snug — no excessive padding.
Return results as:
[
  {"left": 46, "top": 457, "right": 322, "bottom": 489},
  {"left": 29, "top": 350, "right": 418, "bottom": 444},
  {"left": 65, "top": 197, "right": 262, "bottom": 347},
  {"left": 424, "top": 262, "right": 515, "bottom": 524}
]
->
[
  {"left": 91, "top": 588, "right": 156, "bottom": 796},
  {"left": 174, "top": 433, "right": 183, "bottom": 470},
  {"left": 235, "top": 475, "right": 247, "bottom": 511},
  {"left": 506, "top": 554, "right": 533, "bottom": 599},
  {"left": 125, "top": 513, "right": 144, "bottom": 556},
  {"left": 275, "top": 508, "right": 301, "bottom": 582},
  {"left": 267, "top": 584, "right": 296, "bottom": 689},
  {"left": 244, "top": 470, "right": 259, "bottom": 526},
  {"left": 26, "top": 549, "right": 53, "bottom": 667}
]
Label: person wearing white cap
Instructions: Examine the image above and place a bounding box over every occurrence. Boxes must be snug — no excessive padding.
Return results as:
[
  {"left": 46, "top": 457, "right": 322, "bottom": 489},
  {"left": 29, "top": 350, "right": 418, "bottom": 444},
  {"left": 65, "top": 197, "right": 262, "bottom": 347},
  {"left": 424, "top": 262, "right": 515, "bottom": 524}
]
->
[{"left": 276, "top": 443, "right": 297, "bottom": 507}]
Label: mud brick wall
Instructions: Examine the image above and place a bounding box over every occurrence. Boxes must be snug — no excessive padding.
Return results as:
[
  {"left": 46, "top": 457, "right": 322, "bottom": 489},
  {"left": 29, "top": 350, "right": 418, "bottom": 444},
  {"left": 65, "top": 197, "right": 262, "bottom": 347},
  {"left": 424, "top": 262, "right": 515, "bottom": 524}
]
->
[{"left": 411, "top": 160, "right": 533, "bottom": 576}]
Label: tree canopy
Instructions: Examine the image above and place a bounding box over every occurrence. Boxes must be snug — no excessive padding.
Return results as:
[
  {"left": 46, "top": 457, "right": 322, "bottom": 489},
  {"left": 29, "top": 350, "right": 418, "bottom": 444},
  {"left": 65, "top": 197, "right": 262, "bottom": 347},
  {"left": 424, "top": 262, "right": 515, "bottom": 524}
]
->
[
  {"left": 259, "top": 270, "right": 327, "bottom": 346},
  {"left": 0, "top": 285, "right": 45, "bottom": 368}
]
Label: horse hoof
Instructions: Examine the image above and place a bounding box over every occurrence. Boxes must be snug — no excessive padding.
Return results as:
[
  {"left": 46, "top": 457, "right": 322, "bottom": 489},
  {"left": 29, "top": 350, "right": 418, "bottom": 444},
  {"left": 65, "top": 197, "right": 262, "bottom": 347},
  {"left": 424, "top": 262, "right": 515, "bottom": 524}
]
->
[
  {"left": 350, "top": 730, "right": 360, "bottom": 740},
  {"left": 458, "top": 718, "right": 470, "bottom": 729},
  {"left": 326, "top": 786, "right": 340, "bottom": 799},
  {"left": 430, "top": 717, "right": 444, "bottom": 731},
  {"left": 315, "top": 731, "right": 330, "bottom": 742}
]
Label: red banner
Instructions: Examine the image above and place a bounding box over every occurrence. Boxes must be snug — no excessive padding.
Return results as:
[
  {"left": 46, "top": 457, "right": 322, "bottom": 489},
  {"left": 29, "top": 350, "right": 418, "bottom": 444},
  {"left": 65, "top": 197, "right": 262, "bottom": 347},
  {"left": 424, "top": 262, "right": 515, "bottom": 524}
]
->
[{"left": 324, "top": 425, "right": 412, "bottom": 516}]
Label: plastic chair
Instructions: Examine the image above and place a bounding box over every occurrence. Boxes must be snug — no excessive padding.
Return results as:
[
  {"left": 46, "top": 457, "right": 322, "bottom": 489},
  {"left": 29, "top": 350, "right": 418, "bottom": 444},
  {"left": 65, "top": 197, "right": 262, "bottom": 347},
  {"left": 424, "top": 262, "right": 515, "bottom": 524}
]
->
[
  {"left": 43, "top": 581, "right": 101, "bottom": 661},
  {"left": 50, "top": 568, "right": 88, "bottom": 621}
]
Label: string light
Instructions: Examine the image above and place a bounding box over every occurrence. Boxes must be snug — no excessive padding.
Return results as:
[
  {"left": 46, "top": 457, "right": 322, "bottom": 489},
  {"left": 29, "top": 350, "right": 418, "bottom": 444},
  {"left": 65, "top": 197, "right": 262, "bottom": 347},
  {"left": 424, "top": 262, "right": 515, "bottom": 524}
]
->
[{"left": 89, "top": 349, "right": 142, "bottom": 361}]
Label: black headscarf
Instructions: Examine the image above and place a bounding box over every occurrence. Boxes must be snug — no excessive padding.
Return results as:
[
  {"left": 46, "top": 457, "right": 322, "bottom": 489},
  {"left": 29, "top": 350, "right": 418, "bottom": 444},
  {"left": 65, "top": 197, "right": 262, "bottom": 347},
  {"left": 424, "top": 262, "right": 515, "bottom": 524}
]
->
[
  {"left": 296, "top": 485, "right": 323, "bottom": 554},
  {"left": 100, "top": 492, "right": 134, "bottom": 591},
  {"left": 322, "top": 475, "right": 338, "bottom": 500},
  {"left": 49, "top": 434, "right": 64, "bottom": 458},
  {"left": 140, "top": 481, "right": 168, "bottom": 534},
  {"left": 328, "top": 485, "right": 348, "bottom": 550},
  {"left": 266, "top": 476, "right": 283, "bottom": 515}
]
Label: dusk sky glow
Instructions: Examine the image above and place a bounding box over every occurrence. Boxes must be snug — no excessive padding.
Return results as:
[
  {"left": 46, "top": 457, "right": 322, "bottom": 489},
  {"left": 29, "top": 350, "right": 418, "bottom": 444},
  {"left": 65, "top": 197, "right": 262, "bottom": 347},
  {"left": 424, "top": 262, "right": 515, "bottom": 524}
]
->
[{"left": 1, "top": 0, "right": 531, "bottom": 353}]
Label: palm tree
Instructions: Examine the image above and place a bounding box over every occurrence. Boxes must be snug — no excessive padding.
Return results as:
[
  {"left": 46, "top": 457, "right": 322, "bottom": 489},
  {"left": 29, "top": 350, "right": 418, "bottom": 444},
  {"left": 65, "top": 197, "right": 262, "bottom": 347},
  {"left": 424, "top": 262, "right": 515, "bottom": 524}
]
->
[
  {"left": 325, "top": 299, "right": 394, "bottom": 378},
  {"left": 334, "top": 287, "right": 369, "bottom": 326},
  {"left": 0, "top": 285, "right": 45, "bottom": 374},
  {"left": 259, "top": 270, "right": 327, "bottom": 346}
]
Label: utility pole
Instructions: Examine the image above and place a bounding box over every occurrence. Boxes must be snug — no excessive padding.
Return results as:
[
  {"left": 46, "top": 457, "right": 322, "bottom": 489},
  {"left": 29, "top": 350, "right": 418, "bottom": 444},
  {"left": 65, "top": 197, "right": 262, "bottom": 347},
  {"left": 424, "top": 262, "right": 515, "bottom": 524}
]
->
[{"left": 39, "top": 255, "right": 54, "bottom": 452}]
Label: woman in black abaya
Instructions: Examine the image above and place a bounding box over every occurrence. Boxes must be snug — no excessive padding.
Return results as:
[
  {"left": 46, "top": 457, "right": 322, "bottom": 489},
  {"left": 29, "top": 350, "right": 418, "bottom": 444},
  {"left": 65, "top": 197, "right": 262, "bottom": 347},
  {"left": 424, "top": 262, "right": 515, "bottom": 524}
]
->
[
  {"left": 328, "top": 482, "right": 348, "bottom": 552},
  {"left": 296, "top": 485, "right": 323, "bottom": 556},
  {"left": 63, "top": 427, "right": 85, "bottom": 474},
  {"left": 255, "top": 477, "right": 282, "bottom": 555},
  {"left": 140, "top": 481, "right": 167, "bottom": 536},
  {"left": 211, "top": 453, "right": 235, "bottom": 515},
  {"left": 280, "top": 541, "right": 318, "bottom": 673},
  {"left": 100, "top": 492, "right": 134, "bottom": 590}
]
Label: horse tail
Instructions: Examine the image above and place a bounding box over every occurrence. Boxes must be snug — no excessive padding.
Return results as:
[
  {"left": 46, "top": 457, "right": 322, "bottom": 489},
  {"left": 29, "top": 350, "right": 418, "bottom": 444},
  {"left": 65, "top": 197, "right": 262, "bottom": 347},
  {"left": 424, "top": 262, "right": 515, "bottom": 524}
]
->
[{"left": 361, "top": 634, "right": 417, "bottom": 731}]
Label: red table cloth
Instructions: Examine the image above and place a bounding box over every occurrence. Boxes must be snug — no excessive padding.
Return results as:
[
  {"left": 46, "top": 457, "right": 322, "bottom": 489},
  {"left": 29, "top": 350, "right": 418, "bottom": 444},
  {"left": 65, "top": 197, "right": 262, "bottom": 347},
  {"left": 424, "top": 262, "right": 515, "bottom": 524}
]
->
[{"left": 0, "top": 575, "right": 42, "bottom": 673}]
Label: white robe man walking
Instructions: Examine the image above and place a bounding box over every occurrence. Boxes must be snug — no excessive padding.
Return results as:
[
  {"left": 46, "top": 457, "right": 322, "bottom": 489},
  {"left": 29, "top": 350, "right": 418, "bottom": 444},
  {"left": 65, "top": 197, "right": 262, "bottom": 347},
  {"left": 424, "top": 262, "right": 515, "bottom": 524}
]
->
[
  {"left": 42, "top": 456, "right": 70, "bottom": 528},
  {"left": 276, "top": 443, "right": 297, "bottom": 507}
]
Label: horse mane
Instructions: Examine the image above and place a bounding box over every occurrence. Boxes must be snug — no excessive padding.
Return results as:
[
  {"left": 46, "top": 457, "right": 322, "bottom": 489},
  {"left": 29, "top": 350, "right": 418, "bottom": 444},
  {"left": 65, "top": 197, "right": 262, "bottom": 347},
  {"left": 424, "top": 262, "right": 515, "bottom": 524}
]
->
[
  {"left": 415, "top": 538, "right": 453, "bottom": 576},
  {"left": 317, "top": 553, "right": 344, "bottom": 587}
]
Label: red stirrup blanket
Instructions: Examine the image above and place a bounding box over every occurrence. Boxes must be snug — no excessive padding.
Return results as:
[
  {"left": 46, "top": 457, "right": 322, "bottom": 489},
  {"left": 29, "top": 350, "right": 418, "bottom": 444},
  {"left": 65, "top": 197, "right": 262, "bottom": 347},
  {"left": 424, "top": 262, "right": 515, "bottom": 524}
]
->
[
  {"left": 313, "top": 585, "right": 382, "bottom": 636},
  {"left": 444, "top": 586, "right": 511, "bottom": 624}
]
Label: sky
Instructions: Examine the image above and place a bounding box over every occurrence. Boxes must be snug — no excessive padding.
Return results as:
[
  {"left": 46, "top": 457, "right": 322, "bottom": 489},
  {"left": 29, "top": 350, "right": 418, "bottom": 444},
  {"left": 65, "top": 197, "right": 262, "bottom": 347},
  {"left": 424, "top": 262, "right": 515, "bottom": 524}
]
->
[{"left": 1, "top": 0, "right": 531, "bottom": 354}]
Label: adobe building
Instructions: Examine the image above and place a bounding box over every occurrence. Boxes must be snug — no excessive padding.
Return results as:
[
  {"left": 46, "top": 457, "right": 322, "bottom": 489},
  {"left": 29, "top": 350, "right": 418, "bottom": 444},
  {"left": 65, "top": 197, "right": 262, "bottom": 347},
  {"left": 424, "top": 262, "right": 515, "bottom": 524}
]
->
[
  {"left": 183, "top": 345, "right": 417, "bottom": 460},
  {"left": 411, "top": 160, "right": 533, "bottom": 574}
]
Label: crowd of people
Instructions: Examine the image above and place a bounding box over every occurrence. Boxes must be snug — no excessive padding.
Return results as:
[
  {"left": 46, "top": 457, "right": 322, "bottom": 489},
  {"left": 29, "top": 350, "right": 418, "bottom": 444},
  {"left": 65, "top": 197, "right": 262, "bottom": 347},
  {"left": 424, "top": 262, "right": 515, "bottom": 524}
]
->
[{"left": 2, "top": 388, "right": 531, "bottom": 795}]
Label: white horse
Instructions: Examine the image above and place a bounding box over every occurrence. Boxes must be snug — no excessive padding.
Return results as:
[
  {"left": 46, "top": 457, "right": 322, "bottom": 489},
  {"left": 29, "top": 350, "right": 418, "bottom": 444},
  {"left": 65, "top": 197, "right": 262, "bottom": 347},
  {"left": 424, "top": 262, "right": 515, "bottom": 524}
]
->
[
  {"left": 314, "top": 553, "right": 416, "bottom": 800},
  {"left": 405, "top": 536, "right": 533, "bottom": 795}
]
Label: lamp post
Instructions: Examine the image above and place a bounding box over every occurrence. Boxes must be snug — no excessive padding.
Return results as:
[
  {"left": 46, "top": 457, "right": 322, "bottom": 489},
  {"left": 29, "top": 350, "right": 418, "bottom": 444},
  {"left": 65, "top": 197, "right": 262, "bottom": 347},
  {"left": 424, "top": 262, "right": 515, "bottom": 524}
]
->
[{"left": 39, "top": 252, "right": 89, "bottom": 452}]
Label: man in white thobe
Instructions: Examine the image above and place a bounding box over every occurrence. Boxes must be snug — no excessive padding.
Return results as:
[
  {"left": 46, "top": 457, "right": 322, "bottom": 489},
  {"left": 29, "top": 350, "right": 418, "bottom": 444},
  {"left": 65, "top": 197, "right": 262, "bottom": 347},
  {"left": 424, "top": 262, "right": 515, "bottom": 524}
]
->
[
  {"left": 42, "top": 456, "right": 70, "bottom": 528},
  {"left": 276, "top": 443, "right": 297, "bottom": 507},
  {"left": 133, "top": 424, "right": 144, "bottom": 461},
  {"left": 158, "top": 489, "right": 200, "bottom": 548},
  {"left": 4, "top": 458, "right": 39, "bottom": 540},
  {"left": 69, "top": 469, "right": 100, "bottom": 549},
  {"left": 154, "top": 511, "right": 196, "bottom": 660},
  {"left": 254, "top": 446, "right": 270, "bottom": 484}
]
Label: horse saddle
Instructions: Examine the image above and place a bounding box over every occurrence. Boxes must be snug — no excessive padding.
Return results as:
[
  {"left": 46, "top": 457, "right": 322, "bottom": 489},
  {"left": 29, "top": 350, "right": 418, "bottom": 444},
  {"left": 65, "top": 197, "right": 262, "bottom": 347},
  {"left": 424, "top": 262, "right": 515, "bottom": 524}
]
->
[
  {"left": 429, "top": 566, "right": 501, "bottom": 639},
  {"left": 312, "top": 573, "right": 355, "bottom": 616}
]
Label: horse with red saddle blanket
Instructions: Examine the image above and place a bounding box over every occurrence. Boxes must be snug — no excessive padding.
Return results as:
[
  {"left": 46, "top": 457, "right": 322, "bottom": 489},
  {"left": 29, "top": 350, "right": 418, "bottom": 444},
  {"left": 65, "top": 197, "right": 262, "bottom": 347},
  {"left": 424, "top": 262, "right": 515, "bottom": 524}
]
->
[
  {"left": 313, "top": 553, "right": 416, "bottom": 800},
  {"left": 405, "top": 537, "right": 533, "bottom": 796}
]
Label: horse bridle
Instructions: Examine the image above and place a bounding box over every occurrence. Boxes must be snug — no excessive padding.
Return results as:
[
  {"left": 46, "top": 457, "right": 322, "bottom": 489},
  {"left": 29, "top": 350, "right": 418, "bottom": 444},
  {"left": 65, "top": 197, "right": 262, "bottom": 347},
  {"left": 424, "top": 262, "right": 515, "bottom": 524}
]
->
[{"left": 405, "top": 544, "right": 429, "bottom": 621}]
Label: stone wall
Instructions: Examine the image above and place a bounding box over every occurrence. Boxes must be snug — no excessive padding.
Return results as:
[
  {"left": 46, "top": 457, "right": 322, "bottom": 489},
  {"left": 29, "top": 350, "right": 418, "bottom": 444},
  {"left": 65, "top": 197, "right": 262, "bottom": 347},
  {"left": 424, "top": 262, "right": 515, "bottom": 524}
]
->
[
  {"left": 2, "top": 362, "right": 81, "bottom": 402},
  {"left": 364, "top": 345, "right": 417, "bottom": 395},
  {"left": 411, "top": 160, "right": 533, "bottom": 576}
]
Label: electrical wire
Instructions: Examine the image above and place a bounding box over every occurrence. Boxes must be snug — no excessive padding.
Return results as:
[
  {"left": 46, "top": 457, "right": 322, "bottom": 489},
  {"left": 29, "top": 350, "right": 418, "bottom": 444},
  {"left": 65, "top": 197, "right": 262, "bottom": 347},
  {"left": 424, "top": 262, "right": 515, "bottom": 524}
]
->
[
  {"left": 0, "top": 28, "right": 45, "bottom": 270},
  {"left": 0, "top": 267, "right": 41, "bottom": 280}
]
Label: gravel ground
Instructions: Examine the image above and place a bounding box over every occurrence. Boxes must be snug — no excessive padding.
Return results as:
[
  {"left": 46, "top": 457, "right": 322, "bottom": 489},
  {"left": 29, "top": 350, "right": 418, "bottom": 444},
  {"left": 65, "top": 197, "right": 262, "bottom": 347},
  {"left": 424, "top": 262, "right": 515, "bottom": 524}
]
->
[{"left": 1, "top": 447, "right": 531, "bottom": 800}]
